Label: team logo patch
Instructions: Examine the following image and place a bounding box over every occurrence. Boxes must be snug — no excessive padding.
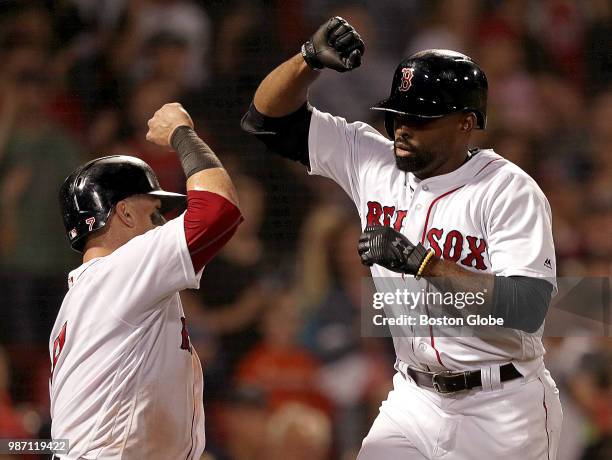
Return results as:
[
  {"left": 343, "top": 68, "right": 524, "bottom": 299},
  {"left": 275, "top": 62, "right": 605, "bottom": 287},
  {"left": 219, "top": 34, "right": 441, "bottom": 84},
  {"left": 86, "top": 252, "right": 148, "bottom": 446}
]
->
[
  {"left": 69, "top": 228, "right": 78, "bottom": 239},
  {"left": 399, "top": 68, "right": 414, "bottom": 92}
]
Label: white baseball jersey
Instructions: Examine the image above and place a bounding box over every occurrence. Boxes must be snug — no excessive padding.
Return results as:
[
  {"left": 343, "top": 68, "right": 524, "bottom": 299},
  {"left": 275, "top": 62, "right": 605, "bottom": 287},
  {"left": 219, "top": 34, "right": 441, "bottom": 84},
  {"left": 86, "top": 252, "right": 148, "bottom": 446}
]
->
[
  {"left": 49, "top": 213, "right": 205, "bottom": 460},
  {"left": 308, "top": 107, "right": 556, "bottom": 376}
]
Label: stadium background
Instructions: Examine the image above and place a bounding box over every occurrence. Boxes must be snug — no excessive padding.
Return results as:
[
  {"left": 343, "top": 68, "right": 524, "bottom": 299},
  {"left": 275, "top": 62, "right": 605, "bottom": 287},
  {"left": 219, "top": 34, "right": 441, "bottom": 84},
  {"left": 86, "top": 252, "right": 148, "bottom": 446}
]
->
[{"left": 0, "top": 1, "right": 609, "bottom": 459}]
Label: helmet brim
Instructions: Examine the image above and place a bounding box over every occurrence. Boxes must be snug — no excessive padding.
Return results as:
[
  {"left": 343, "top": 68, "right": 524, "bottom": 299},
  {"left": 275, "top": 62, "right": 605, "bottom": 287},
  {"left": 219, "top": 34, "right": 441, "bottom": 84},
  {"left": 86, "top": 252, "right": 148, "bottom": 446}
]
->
[
  {"left": 370, "top": 99, "right": 449, "bottom": 120},
  {"left": 148, "top": 190, "right": 186, "bottom": 214}
]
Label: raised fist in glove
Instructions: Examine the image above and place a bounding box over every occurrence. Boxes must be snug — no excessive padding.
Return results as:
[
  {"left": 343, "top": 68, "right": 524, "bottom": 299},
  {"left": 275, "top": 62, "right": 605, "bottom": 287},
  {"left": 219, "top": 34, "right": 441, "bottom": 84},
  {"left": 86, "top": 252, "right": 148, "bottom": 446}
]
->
[
  {"left": 358, "top": 226, "right": 430, "bottom": 275},
  {"left": 302, "top": 16, "right": 365, "bottom": 72}
]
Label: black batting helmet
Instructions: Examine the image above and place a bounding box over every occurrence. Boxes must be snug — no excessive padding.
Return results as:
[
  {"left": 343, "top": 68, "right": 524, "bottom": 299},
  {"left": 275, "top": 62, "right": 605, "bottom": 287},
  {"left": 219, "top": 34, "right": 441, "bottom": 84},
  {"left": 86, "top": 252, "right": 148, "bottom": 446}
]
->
[
  {"left": 59, "top": 155, "right": 185, "bottom": 252},
  {"left": 371, "top": 49, "right": 488, "bottom": 139}
]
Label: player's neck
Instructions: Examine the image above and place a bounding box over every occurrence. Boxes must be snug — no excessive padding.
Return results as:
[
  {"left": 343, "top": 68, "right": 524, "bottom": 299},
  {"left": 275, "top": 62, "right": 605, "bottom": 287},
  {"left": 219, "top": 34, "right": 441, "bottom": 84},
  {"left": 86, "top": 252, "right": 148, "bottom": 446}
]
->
[
  {"left": 82, "top": 224, "right": 134, "bottom": 262},
  {"left": 414, "top": 150, "right": 470, "bottom": 180},
  {"left": 83, "top": 246, "right": 114, "bottom": 263}
]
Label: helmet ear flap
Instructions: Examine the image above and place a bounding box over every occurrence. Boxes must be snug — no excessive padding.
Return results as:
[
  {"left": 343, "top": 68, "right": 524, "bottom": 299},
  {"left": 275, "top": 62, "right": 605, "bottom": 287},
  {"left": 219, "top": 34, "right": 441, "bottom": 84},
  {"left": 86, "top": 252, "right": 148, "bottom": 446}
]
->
[
  {"left": 384, "top": 112, "right": 395, "bottom": 139},
  {"left": 475, "top": 111, "right": 486, "bottom": 129}
]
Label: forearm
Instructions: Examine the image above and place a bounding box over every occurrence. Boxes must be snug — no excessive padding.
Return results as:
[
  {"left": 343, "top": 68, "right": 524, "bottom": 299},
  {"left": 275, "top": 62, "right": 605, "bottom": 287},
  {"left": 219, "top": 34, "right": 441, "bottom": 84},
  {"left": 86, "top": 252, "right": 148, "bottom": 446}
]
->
[
  {"left": 171, "top": 126, "right": 239, "bottom": 206},
  {"left": 422, "top": 256, "right": 552, "bottom": 332},
  {"left": 422, "top": 256, "right": 494, "bottom": 300},
  {"left": 253, "top": 53, "right": 319, "bottom": 117},
  {"left": 170, "top": 125, "right": 242, "bottom": 271}
]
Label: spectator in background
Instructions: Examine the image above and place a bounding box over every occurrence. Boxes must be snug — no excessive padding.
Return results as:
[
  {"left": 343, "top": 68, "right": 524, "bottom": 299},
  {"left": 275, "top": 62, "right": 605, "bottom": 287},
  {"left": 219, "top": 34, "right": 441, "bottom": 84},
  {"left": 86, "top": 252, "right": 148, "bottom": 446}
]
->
[
  {"left": 111, "top": 0, "right": 212, "bottom": 90},
  {"left": 217, "top": 386, "right": 269, "bottom": 460},
  {"left": 404, "top": 0, "right": 478, "bottom": 55},
  {"left": 298, "top": 207, "right": 392, "bottom": 455},
  {"left": 0, "top": 347, "right": 29, "bottom": 438},
  {"left": 528, "top": 0, "right": 586, "bottom": 89},
  {"left": 586, "top": 90, "right": 612, "bottom": 208},
  {"left": 477, "top": 21, "right": 544, "bottom": 135},
  {"left": 112, "top": 78, "right": 185, "bottom": 192},
  {"left": 266, "top": 403, "right": 332, "bottom": 460},
  {"left": 236, "top": 288, "right": 328, "bottom": 412},
  {"left": 0, "top": 3, "right": 88, "bottom": 138},
  {"left": 304, "top": 0, "right": 420, "bottom": 57},
  {"left": 583, "top": 0, "right": 612, "bottom": 95},
  {"left": 534, "top": 74, "right": 590, "bottom": 184},
  {"left": 0, "top": 2, "right": 53, "bottom": 51},
  {"left": 569, "top": 339, "right": 612, "bottom": 460},
  {"left": 139, "top": 32, "right": 190, "bottom": 88},
  {"left": 197, "top": 0, "right": 279, "bottom": 165},
  {"left": 309, "top": 3, "right": 396, "bottom": 123},
  {"left": 0, "top": 43, "right": 80, "bottom": 344}
]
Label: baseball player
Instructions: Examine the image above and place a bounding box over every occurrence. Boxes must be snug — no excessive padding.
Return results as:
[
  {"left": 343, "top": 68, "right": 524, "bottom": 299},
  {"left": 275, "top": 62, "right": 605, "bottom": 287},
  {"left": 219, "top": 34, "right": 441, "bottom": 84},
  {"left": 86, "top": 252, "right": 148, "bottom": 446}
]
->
[
  {"left": 242, "top": 17, "right": 562, "bottom": 460},
  {"left": 50, "top": 103, "right": 242, "bottom": 459}
]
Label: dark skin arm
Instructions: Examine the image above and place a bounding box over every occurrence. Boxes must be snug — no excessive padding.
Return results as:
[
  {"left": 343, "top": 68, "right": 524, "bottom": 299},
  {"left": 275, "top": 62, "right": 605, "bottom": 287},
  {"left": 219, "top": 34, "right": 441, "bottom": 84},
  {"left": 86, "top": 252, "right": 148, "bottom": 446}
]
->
[
  {"left": 422, "top": 255, "right": 494, "bottom": 304},
  {"left": 253, "top": 53, "right": 319, "bottom": 117}
]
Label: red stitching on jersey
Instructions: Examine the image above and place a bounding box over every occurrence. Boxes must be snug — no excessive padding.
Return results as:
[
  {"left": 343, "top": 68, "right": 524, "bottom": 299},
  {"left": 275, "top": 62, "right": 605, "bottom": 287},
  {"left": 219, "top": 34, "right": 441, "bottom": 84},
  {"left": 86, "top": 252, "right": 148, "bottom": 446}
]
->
[
  {"left": 420, "top": 186, "right": 463, "bottom": 369},
  {"left": 538, "top": 377, "right": 551, "bottom": 460},
  {"left": 475, "top": 158, "right": 501, "bottom": 176},
  {"left": 424, "top": 302, "right": 446, "bottom": 369},
  {"left": 185, "top": 399, "right": 196, "bottom": 460},
  {"left": 420, "top": 186, "right": 464, "bottom": 244},
  {"left": 418, "top": 160, "right": 500, "bottom": 369}
]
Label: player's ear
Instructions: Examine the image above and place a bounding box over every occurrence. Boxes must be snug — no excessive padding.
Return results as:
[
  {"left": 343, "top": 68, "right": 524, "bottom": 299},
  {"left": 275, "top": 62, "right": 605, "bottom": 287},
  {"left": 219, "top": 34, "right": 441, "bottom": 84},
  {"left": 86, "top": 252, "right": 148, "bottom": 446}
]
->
[
  {"left": 460, "top": 113, "right": 476, "bottom": 132},
  {"left": 115, "top": 200, "right": 136, "bottom": 228}
]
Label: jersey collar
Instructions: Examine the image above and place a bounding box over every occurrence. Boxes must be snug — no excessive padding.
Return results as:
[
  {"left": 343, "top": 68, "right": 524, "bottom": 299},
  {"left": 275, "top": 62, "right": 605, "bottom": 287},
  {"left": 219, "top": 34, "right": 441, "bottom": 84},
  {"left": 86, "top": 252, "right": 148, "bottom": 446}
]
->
[
  {"left": 67, "top": 258, "right": 102, "bottom": 288},
  {"left": 407, "top": 149, "right": 503, "bottom": 192}
]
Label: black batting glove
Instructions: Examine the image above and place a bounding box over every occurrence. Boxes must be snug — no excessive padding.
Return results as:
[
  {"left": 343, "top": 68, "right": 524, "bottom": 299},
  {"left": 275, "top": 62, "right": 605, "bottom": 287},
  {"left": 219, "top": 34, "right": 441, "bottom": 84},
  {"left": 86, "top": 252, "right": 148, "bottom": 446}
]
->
[
  {"left": 301, "top": 16, "right": 365, "bottom": 72},
  {"left": 358, "top": 226, "right": 429, "bottom": 275}
]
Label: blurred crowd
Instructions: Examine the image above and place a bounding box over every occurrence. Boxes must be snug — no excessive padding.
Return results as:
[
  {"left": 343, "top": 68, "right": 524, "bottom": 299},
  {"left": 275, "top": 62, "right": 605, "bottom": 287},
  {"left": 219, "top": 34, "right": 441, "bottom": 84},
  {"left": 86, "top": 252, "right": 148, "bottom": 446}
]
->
[{"left": 0, "top": 1, "right": 610, "bottom": 459}]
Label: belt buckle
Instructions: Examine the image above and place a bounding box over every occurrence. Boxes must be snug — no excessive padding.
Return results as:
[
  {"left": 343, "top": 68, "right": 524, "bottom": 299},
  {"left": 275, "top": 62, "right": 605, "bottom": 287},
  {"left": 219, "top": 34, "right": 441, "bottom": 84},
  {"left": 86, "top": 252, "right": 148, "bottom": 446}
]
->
[{"left": 431, "top": 371, "right": 454, "bottom": 394}]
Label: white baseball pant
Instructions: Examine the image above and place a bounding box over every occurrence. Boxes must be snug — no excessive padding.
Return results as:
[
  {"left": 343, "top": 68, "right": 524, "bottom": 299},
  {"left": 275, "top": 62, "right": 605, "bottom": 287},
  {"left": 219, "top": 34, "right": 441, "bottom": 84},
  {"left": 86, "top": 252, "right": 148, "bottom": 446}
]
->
[{"left": 357, "top": 366, "right": 562, "bottom": 459}]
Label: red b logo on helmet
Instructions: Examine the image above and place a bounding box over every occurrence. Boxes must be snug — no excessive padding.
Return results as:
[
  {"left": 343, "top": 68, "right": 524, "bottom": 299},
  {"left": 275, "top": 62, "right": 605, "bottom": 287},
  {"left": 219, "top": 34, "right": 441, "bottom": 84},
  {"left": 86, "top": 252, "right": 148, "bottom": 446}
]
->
[{"left": 399, "top": 68, "right": 414, "bottom": 92}]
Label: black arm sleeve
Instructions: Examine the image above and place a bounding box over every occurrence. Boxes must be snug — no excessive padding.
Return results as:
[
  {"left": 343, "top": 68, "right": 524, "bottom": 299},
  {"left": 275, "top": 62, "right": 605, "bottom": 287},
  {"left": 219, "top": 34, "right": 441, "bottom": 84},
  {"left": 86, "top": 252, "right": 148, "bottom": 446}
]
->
[
  {"left": 240, "top": 102, "right": 312, "bottom": 167},
  {"left": 171, "top": 126, "right": 222, "bottom": 178},
  {"left": 491, "top": 276, "right": 554, "bottom": 333}
]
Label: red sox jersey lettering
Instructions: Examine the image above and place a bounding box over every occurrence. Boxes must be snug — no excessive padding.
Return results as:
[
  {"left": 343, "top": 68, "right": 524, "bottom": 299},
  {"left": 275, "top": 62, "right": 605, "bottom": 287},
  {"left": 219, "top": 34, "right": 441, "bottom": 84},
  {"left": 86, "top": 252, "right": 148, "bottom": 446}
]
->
[
  {"left": 366, "top": 202, "right": 407, "bottom": 230},
  {"left": 367, "top": 202, "right": 489, "bottom": 271}
]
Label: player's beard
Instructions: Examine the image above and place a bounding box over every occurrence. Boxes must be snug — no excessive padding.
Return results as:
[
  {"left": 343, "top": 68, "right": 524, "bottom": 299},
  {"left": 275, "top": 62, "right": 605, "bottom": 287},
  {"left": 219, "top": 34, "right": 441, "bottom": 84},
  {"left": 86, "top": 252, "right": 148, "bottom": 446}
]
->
[{"left": 393, "top": 139, "right": 435, "bottom": 173}]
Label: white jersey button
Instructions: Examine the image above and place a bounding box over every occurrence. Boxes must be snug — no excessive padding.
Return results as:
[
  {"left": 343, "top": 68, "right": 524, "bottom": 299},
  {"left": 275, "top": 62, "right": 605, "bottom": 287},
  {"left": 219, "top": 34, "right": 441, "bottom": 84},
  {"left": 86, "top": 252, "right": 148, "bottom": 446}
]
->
[
  {"left": 418, "top": 343, "right": 427, "bottom": 351},
  {"left": 422, "top": 185, "right": 429, "bottom": 191},
  {"left": 415, "top": 204, "right": 422, "bottom": 210}
]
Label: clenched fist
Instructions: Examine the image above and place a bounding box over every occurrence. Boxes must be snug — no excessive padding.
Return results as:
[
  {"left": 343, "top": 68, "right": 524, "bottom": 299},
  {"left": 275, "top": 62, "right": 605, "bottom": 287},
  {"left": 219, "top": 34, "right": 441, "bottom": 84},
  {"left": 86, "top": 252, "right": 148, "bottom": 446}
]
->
[
  {"left": 301, "top": 16, "right": 365, "bottom": 72},
  {"left": 358, "top": 226, "right": 429, "bottom": 275},
  {"left": 146, "top": 102, "right": 194, "bottom": 147}
]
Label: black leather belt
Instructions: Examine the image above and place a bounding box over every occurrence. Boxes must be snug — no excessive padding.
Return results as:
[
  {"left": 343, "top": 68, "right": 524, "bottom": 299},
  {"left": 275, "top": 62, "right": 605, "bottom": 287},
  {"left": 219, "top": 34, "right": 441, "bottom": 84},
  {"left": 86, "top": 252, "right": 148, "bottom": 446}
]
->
[{"left": 402, "top": 363, "right": 522, "bottom": 394}]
